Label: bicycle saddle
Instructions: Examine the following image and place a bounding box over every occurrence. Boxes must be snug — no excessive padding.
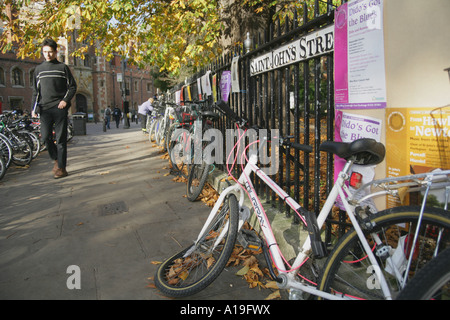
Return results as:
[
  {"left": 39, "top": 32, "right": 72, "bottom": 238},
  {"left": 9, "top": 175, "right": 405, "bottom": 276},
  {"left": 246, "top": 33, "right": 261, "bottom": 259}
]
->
[
  {"left": 201, "top": 111, "right": 219, "bottom": 121},
  {"left": 319, "top": 138, "right": 385, "bottom": 165}
]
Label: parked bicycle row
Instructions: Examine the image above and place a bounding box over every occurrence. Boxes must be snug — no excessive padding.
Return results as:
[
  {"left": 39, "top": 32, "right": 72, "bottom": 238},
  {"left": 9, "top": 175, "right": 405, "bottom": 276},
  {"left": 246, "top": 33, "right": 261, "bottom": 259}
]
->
[
  {"left": 0, "top": 111, "right": 73, "bottom": 181},
  {"left": 143, "top": 99, "right": 450, "bottom": 300},
  {"left": 145, "top": 99, "right": 221, "bottom": 202}
]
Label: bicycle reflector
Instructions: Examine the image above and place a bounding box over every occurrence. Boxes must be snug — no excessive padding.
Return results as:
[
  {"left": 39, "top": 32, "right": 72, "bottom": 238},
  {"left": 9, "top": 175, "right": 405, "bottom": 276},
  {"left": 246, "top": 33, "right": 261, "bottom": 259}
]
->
[{"left": 350, "top": 171, "right": 363, "bottom": 188}]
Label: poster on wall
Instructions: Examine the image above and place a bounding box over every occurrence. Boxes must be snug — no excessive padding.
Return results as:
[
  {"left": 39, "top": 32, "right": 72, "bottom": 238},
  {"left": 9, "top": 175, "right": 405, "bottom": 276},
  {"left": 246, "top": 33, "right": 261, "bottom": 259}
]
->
[
  {"left": 220, "top": 71, "right": 231, "bottom": 102},
  {"left": 231, "top": 56, "right": 240, "bottom": 93},
  {"left": 201, "top": 71, "right": 212, "bottom": 96},
  {"left": 386, "top": 107, "right": 450, "bottom": 208},
  {"left": 334, "top": 0, "right": 386, "bottom": 109}
]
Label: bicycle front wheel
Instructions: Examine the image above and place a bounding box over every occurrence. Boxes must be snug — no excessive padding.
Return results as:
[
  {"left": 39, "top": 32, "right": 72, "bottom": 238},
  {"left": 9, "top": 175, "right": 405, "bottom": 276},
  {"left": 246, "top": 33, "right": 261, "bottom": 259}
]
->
[
  {"left": 318, "top": 205, "right": 450, "bottom": 300},
  {"left": 11, "top": 133, "right": 32, "bottom": 166},
  {"left": 0, "top": 155, "right": 6, "bottom": 180},
  {"left": 168, "top": 127, "right": 191, "bottom": 175},
  {"left": 0, "top": 133, "right": 13, "bottom": 168},
  {"left": 186, "top": 162, "right": 211, "bottom": 202},
  {"left": 155, "top": 194, "right": 239, "bottom": 297}
]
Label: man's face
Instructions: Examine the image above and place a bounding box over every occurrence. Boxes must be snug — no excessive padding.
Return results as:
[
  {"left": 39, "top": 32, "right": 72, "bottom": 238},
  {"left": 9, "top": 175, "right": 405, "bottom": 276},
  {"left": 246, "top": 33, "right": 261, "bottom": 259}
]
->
[{"left": 43, "top": 46, "right": 57, "bottom": 62}]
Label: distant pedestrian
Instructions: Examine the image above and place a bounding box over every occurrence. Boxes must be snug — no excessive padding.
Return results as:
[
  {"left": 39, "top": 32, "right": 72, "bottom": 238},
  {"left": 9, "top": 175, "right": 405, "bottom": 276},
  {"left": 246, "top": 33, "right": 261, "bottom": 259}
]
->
[
  {"left": 104, "top": 106, "right": 111, "bottom": 129},
  {"left": 113, "top": 106, "right": 121, "bottom": 128},
  {"left": 131, "top": 108, "right": 136, "bottom": 123},
  {"left": 31, "top": 38, "right": 77, "bottom": 179},
  {"left": 138, "top": 98, "right": 154, "bottom": 132}
]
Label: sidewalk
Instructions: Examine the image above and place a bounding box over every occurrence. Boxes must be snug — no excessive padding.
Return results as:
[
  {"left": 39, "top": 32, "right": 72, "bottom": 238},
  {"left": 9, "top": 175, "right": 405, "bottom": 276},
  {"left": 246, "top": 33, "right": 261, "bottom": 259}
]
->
[{"left": 0, "top": 122, "right": 276, "bottom": 300}]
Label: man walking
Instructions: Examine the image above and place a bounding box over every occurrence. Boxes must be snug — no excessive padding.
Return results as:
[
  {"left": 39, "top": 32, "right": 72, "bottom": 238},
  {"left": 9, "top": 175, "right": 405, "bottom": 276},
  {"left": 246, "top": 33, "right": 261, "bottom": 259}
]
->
[
  {"left": 31, "top": 38, "right": 77, "bottom": 179},
  {"left": 113, "top": 106, "right": 122, "bottom": 128},
  {"left": 104, "top": 106, "right": 112, "bottom": 129}
]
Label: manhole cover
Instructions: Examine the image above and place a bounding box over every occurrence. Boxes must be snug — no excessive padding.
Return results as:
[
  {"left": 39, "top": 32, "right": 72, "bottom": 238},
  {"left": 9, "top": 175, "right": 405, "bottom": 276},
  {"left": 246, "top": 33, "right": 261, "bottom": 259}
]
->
[{"left": 97, "top": 201, "right": 128, "bottom": 216}]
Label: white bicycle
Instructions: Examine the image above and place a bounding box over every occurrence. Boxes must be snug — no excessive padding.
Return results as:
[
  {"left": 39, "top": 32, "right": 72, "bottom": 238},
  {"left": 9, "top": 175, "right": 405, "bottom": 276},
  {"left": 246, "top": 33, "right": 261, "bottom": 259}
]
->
[{"left": 155, "top": 101, "right": 450, "bottom": 300}]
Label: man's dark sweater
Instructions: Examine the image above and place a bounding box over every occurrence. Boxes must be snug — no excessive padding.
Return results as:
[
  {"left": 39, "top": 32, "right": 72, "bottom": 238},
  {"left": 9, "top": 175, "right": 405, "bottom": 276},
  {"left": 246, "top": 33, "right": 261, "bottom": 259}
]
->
[{"left": 31, "top": 59, "right": 77, "bottom": 112}]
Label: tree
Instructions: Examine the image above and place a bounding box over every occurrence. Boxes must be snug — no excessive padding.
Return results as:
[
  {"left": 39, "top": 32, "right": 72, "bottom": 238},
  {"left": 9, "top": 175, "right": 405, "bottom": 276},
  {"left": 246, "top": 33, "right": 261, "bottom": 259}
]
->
[{"left": 1, "top": 0, "right": 340, "bottom": 84}]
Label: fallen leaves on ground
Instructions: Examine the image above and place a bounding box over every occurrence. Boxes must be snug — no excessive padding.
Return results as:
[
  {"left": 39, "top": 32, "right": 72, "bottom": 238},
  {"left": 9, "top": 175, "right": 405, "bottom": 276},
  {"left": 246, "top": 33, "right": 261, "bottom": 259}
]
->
[
  {"left": 147, "top": 148, "right": 282, "bottom": 299},
  {"left": 228, "top": 244, "right": 280, "bottom": 299}
]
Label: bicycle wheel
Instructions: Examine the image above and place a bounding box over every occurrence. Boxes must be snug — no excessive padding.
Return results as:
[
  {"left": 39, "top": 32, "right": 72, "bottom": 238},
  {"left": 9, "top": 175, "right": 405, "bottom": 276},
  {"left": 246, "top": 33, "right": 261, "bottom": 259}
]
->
[
  {"left": 10, "top": 133, "right": 32, "bottom": 166},
  {"left": 0, "top": 155, "right": 6, "bottom": 180},
  {"left": 397, "top": 246, "right": 450, "bottom": 300},
  {"left": 155, "top": 194, "right": 239, "bottom": 297},
  {"left": 318, "top": 205, "right": 450, "bottom": 300},
  {"left": 156, "top": 117, "right": 165, "bottom": 146},
  {"left": 0, "top": 133, "right": 13, "bottom": 168},
  {"left": 168, "top": 127, "right": 191, "bottom": 175},
  {"left": 186, "top": 162, "right": 211, "bottom": 201},
  {"left": 162, "top": 118, "right": 174, "bottom": 152},
  {"left": 20, "top": 130, "right": 40, "bottom": 159},
  {"left": 148, "top": 118, "right": 158, "bottom": 142},
  {"left": 165, "top": 122, "right": 178, "bottom": 154}
]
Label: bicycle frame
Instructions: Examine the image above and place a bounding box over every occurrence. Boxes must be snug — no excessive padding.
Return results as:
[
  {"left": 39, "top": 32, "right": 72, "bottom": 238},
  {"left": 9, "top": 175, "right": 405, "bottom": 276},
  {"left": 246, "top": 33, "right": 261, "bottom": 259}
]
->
[{"left": 193, "top": 140, "right": 395, "bottom": 300}]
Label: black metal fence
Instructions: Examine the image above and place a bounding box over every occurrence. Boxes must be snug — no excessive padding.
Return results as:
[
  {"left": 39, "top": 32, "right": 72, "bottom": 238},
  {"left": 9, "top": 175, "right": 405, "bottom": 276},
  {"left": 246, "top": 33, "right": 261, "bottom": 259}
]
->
[{"left": 166, "top": 1, "right": 345, "bottom": 236}]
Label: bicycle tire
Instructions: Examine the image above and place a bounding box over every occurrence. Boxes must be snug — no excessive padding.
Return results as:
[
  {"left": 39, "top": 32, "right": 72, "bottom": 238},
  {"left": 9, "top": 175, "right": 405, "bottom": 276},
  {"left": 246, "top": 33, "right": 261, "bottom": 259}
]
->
[
  {"left": 148, "top": 118, "right": 158, "bottom": 142},
  {"left": 20, "top": 130, "right": 40, "bottom": 159},
  {"left": 156, "top": 117, "right": 166, "bottom": 146},
  {"left": 155, "top": 194, "right": 239, "bottom": 297},
  {"left": 0, "top": 155, "right": 6, "bottom": 180},
  {"left": 0, "top": 133, "right": 13, "bottom": 168},
  {"left": 186, "top": 162, "right": 211, "bottom": 201},
  {"left": 165, "top": 122, "right": 178, "bottom": 155},
  {"left": 396, "top": 246, "right": 450, "bottom": 300},
  {"left": 10, "top": 132, "right": 32, "bottom": 166},
  {"left": 168, "top": 127, "right": 191, "bottom": 175},
  {"left": 318, "top": 205, "right": 450, "bottom": 300}
]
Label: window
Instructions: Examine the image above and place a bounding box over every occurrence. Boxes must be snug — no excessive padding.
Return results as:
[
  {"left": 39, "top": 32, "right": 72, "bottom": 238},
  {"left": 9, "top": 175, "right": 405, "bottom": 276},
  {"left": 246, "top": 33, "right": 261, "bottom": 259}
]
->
[
  {"left": 12, "top": 67, "right": 24, "bottom": 87},
  {"left": 84, "top": 55, "right": 90, "bottom": 67},
  {"left": 29, "top": 68, "right": 35, "bottom": 87},
  {"left": 134, "top": 80, "right": 138, "bottom": 92},
  {"left": 0, "top": 67, "right": 5, "bottom": 86}
]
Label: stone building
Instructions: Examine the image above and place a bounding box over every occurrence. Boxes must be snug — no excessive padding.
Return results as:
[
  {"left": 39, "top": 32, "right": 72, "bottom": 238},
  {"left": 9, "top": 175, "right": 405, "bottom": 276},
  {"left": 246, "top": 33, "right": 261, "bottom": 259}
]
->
[{"left": 0, "top": 38, "right": 155, "bottom": 121}]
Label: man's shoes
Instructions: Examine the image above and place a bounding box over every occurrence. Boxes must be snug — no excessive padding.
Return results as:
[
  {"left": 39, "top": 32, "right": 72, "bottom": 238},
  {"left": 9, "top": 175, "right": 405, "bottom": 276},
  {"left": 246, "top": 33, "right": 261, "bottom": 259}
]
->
[{"left": 54, "top": 168, "right": 68, "bottom": 179}]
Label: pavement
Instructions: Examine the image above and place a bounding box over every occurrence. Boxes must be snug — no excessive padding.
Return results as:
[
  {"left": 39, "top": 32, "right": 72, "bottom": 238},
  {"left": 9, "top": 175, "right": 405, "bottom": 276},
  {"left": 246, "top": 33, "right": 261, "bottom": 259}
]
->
[{"left": 0, "top": 121, "right": 280, "bottom": 301}]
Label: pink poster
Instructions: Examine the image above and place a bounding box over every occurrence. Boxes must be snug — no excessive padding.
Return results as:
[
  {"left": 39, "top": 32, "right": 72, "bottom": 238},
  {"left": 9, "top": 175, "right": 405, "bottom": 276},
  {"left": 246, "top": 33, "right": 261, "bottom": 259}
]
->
[
  {"left": 334, "top": 0, "right": 386, "bottom": 110},
  {"left": 334, "top": 3, "right": 349, "bottom": 106}
]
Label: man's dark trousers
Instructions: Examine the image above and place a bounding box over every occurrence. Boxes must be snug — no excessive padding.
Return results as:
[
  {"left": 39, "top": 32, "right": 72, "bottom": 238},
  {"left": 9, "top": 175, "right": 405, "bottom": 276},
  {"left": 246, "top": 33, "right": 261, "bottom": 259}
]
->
[{"left": 40, "top": 106, "right": 68, "bottom": 169}]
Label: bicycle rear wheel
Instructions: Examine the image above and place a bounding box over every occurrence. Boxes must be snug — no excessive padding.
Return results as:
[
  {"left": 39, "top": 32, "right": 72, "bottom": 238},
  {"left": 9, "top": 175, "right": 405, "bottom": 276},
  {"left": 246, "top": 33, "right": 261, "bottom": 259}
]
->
[
  {"left": 396, "top": 246, "right": 450, "bottom": 300},
  {"left": 318, "top": 205, "right": 450, "bottom": 300},
  {"left": 155, "top": 194, "right": 239, "bottom": 297}
]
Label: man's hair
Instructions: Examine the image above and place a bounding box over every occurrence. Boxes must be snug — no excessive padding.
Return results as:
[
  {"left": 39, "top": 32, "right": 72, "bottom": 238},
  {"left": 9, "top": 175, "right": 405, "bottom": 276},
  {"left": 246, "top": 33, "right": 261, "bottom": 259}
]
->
[{"left": 41, "top": 38, "right": 58, "bottom": 51}]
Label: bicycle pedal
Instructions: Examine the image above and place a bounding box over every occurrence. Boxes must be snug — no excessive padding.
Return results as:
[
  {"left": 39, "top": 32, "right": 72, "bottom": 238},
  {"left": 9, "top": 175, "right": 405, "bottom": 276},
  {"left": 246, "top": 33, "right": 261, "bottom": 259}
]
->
[{"left": 237, "top": 229, "right": 261, "bottom": 251}]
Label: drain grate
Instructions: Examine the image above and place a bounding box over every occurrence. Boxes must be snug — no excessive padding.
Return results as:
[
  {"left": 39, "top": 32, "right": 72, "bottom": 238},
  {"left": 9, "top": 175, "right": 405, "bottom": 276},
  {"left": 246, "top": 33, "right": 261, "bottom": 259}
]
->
[{"left": 97, "top": 201, "right": 128, "bottom": 216}]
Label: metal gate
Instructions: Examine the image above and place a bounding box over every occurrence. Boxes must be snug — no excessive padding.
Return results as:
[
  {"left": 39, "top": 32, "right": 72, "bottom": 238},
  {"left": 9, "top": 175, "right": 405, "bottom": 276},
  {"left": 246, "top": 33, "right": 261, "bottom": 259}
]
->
[{"left": 168, "top": 1, "right": 344, "bottom": 238}]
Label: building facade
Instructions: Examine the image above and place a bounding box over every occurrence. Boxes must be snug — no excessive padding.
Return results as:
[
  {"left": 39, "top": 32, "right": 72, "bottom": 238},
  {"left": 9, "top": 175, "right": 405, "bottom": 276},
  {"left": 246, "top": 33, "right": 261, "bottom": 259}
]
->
[{"left": 0, "top": 39, "right": 155, "bottom": 121}]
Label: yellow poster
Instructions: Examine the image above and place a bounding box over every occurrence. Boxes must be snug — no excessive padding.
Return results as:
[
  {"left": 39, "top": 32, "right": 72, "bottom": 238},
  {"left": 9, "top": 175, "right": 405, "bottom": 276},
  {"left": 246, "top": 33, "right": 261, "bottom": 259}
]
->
[{"left": 386, "top": 106, "right": 450, "bottom": 207}]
